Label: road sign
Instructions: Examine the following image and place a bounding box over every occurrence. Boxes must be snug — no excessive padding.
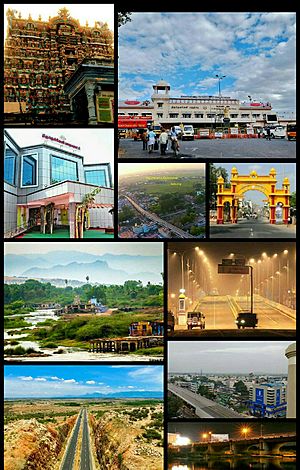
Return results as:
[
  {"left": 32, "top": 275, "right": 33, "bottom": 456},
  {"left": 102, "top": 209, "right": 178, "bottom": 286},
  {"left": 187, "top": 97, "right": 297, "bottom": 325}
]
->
[
  {"left": 221, "top": 258, "right": 246, "bottom": 266},
  {"left": 218, "top": 265, "right": 250, "bottom": 274}
]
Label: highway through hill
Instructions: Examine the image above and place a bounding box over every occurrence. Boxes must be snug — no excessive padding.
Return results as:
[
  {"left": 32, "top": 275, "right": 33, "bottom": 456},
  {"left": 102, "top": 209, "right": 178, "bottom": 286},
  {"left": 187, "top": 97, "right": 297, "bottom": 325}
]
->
[
  {"left": 125, "top": 195, "right": 195, "bottom": 238},
  {"left": 173, "top": 295, "right": 296, "bottom": 334},
  {"left": 80, "top": 408, "right": 92, "bottom": 470},
  {"left": 168, "top": 383, "right": 243, "bottom": 418},
  {"left": 60, "top": 408, "right": 93, "bottom": 470}
]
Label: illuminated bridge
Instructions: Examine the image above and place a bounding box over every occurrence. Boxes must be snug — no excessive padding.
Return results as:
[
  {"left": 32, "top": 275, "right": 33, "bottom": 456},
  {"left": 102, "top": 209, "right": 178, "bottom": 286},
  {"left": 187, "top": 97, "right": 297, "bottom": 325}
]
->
[{"left": 170, "top": 433, "right": 296, "bottom": 455}]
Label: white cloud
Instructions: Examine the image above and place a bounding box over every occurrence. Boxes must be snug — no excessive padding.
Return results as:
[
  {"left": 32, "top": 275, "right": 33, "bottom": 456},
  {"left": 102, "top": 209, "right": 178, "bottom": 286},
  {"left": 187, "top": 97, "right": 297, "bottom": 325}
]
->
[
  {"left": 86, "top": 380, "right": 96, "bottom": 385},
  {"left": 19, "top": 376, "right": 33, "bottom": 381},
  {"left": 35, "top": 378, "right": 47, "bottom": 382},
  {"left": 63, "top": 379, "right": 76, "bottom": 384}
]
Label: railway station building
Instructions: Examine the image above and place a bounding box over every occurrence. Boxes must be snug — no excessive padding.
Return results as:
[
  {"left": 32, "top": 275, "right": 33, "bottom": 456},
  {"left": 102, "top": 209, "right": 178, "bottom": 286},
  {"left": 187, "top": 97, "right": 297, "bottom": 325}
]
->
[{"left": 118, "top": 80, "right": 294, "bottom": 131}]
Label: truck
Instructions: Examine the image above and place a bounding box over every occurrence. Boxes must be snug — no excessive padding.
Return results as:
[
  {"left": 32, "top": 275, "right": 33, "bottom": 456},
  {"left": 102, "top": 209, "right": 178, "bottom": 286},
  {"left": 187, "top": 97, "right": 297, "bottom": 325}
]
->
[
  {"left": 187, "top": 311, "right": 205, "bottom": 330},
  {"left": 181, "top": 125, "right": 194, "bottom": 140},
  {"left": 263, "top": 125, "right": 286, "bottom": 139},
  {"left": 287, "top": 123, "right": 296, "bottom": 140}
]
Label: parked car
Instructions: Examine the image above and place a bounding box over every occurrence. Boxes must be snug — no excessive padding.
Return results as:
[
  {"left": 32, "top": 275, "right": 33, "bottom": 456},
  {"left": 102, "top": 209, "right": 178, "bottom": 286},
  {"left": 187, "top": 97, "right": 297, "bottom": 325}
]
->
[{"left": 263, "top": 126, "right": 286, "bottom": 139}]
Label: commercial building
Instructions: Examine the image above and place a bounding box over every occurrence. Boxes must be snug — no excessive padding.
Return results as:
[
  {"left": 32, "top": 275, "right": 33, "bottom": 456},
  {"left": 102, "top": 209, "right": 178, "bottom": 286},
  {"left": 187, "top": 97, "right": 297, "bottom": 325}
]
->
[
  {"left": 119, "top": 80, "right": 295, "bottom": 131},
  {"left": 4, "top": 131, "right": 114, "bottom": 238},
  {"left": 248, "top": 383, "right": 287, "bottom": 417}
]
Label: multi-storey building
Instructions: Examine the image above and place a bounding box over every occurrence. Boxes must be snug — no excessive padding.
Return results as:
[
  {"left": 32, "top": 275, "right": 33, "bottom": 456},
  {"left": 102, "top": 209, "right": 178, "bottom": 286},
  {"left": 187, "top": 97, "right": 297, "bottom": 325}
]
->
[
  {"left": 118, "top": 80, "right": 294, "bottom": 131},
  {"left": 4, "top": 131, "right": 114, "bottom": 238},
  {"left": 249, "top": 382, "right": 287, "bottom": 417}
]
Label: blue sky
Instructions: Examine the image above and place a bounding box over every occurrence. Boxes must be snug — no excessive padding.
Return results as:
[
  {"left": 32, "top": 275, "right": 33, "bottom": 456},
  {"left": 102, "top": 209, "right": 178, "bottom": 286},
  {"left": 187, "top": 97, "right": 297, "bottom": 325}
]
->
[
  {"left": 4, "top": 365, "right": 163, "bottom": 398},
  {"left": 119, "top": 12, "right": 296, "bottom": 114}
]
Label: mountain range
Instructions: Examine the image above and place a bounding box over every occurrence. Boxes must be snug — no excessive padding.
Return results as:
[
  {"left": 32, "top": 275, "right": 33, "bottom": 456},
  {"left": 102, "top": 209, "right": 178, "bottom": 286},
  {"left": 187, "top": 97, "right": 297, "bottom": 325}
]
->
[{"left": 4, "top": 252, "right": 163, "bottom": 285}]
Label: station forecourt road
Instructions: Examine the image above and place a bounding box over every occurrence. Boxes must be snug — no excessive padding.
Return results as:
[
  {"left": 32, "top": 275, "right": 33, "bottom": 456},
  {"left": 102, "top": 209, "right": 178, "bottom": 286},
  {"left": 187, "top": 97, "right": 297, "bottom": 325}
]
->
[{"left": 118, "top": 138, "right": 296, "bottom": 159}]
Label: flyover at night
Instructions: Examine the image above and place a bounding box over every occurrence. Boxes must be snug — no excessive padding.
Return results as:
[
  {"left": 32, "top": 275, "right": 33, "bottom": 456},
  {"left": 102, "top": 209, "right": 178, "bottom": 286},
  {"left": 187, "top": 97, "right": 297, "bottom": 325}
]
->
[
  {"left": 170, "top": 433, "right": 296, "bottom": 455},
  {"left": 168, "top": 383, "right": 243, "bottom": 418}
]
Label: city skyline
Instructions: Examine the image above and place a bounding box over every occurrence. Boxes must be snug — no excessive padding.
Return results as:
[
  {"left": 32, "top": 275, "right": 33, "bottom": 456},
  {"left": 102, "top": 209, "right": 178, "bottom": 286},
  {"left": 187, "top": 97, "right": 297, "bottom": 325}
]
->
[
  {"left": 168, "top": 341, "right": 291, "bottom": 374},
  {"left": 119, "top": 12, "right": 296, "bottom": 114},
  {"left": 119, "top": 162, "right": 205, "bottom": 177}
]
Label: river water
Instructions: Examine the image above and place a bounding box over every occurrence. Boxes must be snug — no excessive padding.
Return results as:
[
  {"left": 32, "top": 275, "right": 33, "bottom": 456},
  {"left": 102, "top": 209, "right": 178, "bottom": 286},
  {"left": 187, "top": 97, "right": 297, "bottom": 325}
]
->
[
  {"left": 4, "top": 310, "right": 163, "bottom": 362},
  {"left": 169, "top": 457, "right": 296, "bottom": 470}
]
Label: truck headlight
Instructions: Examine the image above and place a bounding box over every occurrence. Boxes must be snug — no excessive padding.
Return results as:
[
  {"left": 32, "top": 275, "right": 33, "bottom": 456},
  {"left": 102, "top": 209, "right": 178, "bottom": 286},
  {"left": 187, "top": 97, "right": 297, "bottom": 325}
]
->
[{"left": 241, "top": 320, "right": 245, "bottom": 324}]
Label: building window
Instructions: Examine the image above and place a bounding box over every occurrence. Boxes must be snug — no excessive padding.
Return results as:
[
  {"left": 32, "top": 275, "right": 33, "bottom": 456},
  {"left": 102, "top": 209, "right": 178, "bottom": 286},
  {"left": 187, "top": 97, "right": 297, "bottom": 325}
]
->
[
  {"left": 230, "top": 114, "right": 238, "bottom": 118},
  {"left": 157, "top": 113, "right": 163, "bottom": 118},
  {"left": 182, "top": 114, "right": 191, "bottom": 118},
  {"left": 128, "top": 113, "right": 138, "bottom": 116},
  {"left": 195, "top": 114, "right": 204, "bottom": 118},
  {"left": 169, "top": 113, "right": 179, "bottom": 118},
  {"left": 157, "top": 103, "right": 163, "bottom": 108},
  {"left": 241, "top": 114, "right": 250, "bottom": 118},
  {"left": 51, "top": 155, "right": 78, "bottom": 184},
  {"left": 207, "top": 113, "right": 216, "bottom": 118},
  {"left": 22, "top": 154, "right": 37, "bottom": 187},
  {"left": 85, "top": 169, "right": 107, "bottom": 187},
  {"left": 252, "top": 114, "right": 261, "bottom": 118},
  {"left": 4, "top": 145, "right": 17, "bottom": 185}
]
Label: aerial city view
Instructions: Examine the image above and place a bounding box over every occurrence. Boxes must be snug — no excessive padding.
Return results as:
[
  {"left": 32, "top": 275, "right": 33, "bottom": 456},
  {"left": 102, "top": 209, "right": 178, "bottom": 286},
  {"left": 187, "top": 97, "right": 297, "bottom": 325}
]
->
[
  {"left": 168, "top": 341, "right": 296, "bottom": 419},
  {"left": 118, "top": 163, "right": 206, "bottom": 239},
  {"left": 4, "top": 242, "right": 164, "bottom": 362},
  {"left": 118, "top": 12, "right": 295, "bottom": 159},
  {"left": 4, "top": 365, "right": 164, "bottom": 470},
  {"left": 2, "top": 8, "right": 297, "bottom": 470}
]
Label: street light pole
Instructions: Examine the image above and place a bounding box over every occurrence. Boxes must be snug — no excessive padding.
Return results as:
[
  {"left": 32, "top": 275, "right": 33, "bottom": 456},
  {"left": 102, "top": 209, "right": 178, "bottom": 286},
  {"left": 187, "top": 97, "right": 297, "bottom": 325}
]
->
[{"left": 214, "top": 74, "right": 226, "bottom": 97}]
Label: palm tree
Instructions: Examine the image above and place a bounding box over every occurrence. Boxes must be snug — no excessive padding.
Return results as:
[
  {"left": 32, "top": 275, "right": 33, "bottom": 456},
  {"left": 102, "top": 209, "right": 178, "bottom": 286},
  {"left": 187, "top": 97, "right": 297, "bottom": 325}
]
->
[
  {"left": 65, "top": 279, "right": 68, "bottom": 288},
  {"left": 75, "top": 187, "right": 101, "bottom": 238},
  {"left": 86, "top": 276, "right": 90, "bottom": 284}
]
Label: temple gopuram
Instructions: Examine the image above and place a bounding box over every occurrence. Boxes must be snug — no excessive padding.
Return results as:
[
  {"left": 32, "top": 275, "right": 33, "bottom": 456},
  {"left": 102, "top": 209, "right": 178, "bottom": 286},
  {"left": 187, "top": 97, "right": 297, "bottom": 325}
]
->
[{"left": 4, "top": 7, "right": 114, "bottom": 125}]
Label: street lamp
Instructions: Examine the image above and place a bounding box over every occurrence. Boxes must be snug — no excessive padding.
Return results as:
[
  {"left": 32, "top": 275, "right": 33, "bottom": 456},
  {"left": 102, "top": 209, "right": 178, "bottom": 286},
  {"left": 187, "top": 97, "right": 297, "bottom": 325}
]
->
[
  {"left": 241, "top": 427, "right": 250, "bottom": 439},
  {"left": 214, "top": 74, "right": 226, "bottom": 97}
]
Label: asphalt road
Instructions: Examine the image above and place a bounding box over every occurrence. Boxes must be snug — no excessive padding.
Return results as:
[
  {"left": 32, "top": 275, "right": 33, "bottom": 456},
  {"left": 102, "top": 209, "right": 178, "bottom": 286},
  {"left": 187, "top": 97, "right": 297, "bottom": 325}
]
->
[
  {"left": 210, "top": 218, "right": 296, "bottom": 239},
  {"left": 126, "top": 195, "right": 195, "bottom": 238},
  {"left": 172, "top": 295, "right": 295, "bottom": 335},
  {"left": 168, "top": 383, "right": 242, "bottom": 418},
  {"left": 61, "top": 409, "right": 83, "bottom": 470},
  {"left": 118, "top": 138, "right": 296, "bottom": 159},
  {"left": 80, "top": 409, "right": 92, "bottom": 470}
]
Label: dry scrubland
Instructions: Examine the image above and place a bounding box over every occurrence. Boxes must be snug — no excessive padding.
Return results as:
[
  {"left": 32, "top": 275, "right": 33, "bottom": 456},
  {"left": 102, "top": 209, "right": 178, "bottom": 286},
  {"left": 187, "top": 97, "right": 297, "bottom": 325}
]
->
[{"left": 4, "top": 399, "right": 163, "bottom": 470}]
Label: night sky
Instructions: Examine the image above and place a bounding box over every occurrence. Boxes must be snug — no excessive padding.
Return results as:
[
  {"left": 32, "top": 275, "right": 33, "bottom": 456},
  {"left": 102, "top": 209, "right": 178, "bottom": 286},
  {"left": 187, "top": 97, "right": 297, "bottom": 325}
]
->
[{"left": 168, "top": 421, "right": 296, "bottom": 442}]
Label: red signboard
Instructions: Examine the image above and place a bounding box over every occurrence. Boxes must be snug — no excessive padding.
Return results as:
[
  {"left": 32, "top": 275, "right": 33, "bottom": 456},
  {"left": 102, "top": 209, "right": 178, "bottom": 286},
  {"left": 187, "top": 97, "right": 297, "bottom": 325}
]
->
[
  {"left": 124, "top": 100, "right": 141, "bottom": 105},
  {"left": 118, "top": 116, "right": 151, "bottom": 129}
]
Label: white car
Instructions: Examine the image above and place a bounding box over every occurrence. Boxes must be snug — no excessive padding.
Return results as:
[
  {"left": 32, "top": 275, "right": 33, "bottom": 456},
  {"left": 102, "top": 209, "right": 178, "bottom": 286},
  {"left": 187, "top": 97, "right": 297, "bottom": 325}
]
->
[{"left": 263, "top": 126, "right": 286, "bottom": 139}]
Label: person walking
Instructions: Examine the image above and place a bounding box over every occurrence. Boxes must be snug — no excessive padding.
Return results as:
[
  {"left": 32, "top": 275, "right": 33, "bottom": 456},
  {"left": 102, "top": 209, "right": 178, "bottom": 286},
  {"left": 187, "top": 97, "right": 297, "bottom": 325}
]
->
[
  {"left": 159, "top": 128, "right": 168, "bottom": 155},
  {"left": 266, "top": 127, "right": 271, "bottom": 140},
  {"left": 141, "top": 129, "right": 148, "bottom": 150},
  {"left": 147, "top": 128, "right": 156, "bottom": 153}
]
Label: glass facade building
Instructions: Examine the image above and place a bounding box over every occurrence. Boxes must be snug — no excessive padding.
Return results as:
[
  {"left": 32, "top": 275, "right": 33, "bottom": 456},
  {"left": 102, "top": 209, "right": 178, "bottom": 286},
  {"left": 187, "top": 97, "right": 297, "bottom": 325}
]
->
[
  {"left": 85, "top": 169, "right": 107, "bottom": 187},
  {"left": 22, "top": 155, "right": 37, "bottom": 186},
  {"left": 4, "top": 146, "right": 17, "bottom": 185},
  {"left": 51, "top": 155, "right": 78, "bottom": 184}
]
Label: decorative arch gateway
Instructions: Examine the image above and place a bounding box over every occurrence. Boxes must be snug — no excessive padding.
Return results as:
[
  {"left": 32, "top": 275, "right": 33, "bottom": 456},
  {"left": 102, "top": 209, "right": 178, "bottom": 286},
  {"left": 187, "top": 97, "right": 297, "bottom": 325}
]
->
[{"left": 216, "top": 167, "right": 290, "bottom": 224}]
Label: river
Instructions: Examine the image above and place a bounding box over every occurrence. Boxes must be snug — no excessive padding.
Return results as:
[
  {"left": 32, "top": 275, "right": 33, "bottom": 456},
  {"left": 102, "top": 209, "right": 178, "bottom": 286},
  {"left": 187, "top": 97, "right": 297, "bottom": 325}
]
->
[
  {"left": 4, "top": 310, "right": 163, "bottom": 362},
  {"left": 169, "top": 457, "right": 296, "bottom": 470}
]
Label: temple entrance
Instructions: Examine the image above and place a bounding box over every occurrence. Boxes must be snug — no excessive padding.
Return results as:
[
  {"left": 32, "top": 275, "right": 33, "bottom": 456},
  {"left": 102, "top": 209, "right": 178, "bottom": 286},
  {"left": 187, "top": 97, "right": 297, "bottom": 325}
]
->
[{"left": 216, "top": 168, "right": 290, "bottom": 224}]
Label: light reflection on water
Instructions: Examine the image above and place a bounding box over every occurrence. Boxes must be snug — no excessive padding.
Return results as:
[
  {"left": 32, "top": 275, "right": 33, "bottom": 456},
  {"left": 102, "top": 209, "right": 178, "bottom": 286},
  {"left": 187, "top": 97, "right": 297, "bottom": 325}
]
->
[{"left": 169, "top": 458, "right": 296, "bottom": 470}]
